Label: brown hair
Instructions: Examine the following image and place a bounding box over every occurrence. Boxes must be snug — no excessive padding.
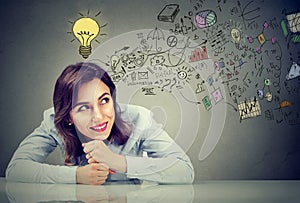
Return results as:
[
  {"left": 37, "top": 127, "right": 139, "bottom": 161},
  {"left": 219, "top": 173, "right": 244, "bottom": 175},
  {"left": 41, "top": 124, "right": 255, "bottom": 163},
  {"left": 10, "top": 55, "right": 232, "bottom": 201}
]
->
[{"left": 53, "top": 62, "right": 131, "bottom": 165}]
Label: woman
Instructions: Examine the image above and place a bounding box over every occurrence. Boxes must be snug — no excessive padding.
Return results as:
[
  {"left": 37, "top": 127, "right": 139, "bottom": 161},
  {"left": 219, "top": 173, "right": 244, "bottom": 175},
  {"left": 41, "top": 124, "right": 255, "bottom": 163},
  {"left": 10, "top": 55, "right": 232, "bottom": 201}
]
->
[{"left": 6, "top": 62, "right": 194, "bottom": 185}]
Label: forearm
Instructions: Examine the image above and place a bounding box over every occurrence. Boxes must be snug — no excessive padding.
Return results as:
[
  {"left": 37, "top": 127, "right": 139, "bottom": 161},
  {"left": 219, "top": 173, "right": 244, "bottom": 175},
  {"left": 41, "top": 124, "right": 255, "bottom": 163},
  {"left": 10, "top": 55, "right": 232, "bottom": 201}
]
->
[
  {"left": 6, "top": 159, "right": 77, "bottom": 184},
  {"left": 110, "top": 154, "right": 127, "bottom": 173},
  {"left": 125, "top": 155, "right": 194, "bottom": 184}
]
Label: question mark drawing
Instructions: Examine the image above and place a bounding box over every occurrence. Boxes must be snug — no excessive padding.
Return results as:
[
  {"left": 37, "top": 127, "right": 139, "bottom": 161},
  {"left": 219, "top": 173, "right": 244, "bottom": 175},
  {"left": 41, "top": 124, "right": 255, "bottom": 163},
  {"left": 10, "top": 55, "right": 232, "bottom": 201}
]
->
[
  {"left": 162, "top": 79, "right": 171, "bottom": 91},
  {"left": 169, "top": 77, "right": 177, "bottom": 92}
]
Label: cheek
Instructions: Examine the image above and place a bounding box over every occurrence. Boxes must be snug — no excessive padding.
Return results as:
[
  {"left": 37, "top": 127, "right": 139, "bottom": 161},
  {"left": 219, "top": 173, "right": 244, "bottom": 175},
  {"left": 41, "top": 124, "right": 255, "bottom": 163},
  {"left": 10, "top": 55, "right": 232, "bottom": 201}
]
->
[
  {"left": 73, "top": 118, "right": 87, "bottom": 130},
  {"left": 71, "top": 113, "right": 89, "bottom": 128},
  {"left": 105, "top": 105, "right": 115, "bottom": 119}
]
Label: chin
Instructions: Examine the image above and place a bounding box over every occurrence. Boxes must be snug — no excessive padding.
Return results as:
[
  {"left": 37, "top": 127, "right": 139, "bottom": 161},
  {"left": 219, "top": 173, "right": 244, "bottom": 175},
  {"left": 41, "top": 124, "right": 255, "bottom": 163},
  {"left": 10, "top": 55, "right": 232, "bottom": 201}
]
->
[{"left": 94, "top": 134, "right": 109, "bottom": 140}]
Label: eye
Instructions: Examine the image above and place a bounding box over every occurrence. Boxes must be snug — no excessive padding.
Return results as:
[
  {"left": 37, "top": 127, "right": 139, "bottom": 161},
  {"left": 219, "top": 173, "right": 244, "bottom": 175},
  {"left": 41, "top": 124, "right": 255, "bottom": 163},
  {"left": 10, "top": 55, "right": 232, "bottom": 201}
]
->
[
  {"left": 100, "top": 97, "right": 110, "bottom": 105},
  {"left": 77, "top": 105, "right": 90, "bottom": 112}
]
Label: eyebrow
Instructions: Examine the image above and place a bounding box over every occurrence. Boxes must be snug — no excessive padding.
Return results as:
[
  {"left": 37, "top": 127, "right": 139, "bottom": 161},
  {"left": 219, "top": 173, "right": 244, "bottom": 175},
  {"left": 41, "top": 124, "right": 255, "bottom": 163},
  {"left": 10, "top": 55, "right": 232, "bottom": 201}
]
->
[{"left": 72, "top": 92, "right": 110, "bottom": 109}]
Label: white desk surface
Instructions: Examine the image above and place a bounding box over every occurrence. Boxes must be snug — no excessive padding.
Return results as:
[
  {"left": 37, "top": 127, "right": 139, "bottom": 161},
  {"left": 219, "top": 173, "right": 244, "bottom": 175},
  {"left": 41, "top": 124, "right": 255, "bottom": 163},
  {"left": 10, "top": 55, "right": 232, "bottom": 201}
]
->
[{"left": 0, "top": 177, "right": 299, "bottom": 203}]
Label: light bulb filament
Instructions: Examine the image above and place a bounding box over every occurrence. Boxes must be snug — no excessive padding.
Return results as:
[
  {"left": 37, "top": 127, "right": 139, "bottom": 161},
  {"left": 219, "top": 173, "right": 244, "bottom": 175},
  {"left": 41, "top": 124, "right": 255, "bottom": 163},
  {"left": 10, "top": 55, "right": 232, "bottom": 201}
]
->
[{"left": 77, "top": 31, "right": 95, "bottom": 46}]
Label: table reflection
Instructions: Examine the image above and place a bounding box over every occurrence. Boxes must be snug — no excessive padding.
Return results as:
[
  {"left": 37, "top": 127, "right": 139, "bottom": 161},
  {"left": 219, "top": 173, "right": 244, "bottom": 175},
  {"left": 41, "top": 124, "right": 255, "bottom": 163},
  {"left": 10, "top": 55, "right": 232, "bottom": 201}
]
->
[{"left": 5, "top": 181, "right": 194, "bottom": 203}]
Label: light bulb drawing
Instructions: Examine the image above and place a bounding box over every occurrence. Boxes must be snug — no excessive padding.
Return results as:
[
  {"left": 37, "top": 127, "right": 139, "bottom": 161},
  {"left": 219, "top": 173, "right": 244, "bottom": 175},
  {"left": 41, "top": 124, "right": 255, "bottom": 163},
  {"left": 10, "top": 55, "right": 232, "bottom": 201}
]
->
[
  {"left": 72, "top": 17, "right": 99, "bottom": 59},
  {"left": 231, "top": 28, "right": 241, "bottom": 43},
  {"left": 69, "top": 10, "right": 108, "bottom": 59}
]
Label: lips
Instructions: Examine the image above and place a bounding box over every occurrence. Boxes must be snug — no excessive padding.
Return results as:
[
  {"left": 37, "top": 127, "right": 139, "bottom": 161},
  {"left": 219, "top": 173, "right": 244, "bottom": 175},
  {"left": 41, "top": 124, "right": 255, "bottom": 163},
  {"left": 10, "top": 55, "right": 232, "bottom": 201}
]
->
[{"left": 90, "top": 122, "right": 108, "bottom": 133}]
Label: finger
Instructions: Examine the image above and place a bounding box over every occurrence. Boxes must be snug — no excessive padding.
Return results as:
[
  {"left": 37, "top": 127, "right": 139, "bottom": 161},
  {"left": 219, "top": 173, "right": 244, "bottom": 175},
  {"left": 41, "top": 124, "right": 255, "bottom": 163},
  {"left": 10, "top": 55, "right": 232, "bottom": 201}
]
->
[
  {"left": 86, "top": 153, "right": 92, "bottom": 160},
  {"left": 99, "top": 162, "right": 109, "bottom": 170},
  {"left": 91, "top": 163, "right": 108, "bottom": 171},
  {"left": 97, "top": 169, "right": 109, "bottom": 177},
  {"left": 82, "top": 140, "right": 97, "bottom": 153},
  {"left": 96, "top": 176, "right": 107, "bottom": 185},
  {"left": 91, "top": 175, "right": 107, "bottom": 185},
  {"left": 83, "top": 140, "right": 105, "bottom": 154},
  {"left": 87, "top": 157, "right": 98, "bottom": 164}
]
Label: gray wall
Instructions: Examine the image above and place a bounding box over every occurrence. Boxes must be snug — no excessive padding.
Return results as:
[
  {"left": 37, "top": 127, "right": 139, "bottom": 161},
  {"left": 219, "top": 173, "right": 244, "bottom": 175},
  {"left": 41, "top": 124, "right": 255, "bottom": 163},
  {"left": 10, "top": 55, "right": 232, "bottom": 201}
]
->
[{"left": 1, "top": 0, "right": 299, "bottom": 181}]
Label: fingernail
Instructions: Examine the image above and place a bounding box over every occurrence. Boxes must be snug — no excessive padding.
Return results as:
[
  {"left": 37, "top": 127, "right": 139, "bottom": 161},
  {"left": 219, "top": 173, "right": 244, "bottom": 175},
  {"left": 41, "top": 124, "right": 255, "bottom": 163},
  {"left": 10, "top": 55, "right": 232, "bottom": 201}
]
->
[{"left": 109, "top": 169, "right": 116, "bottom": 175}]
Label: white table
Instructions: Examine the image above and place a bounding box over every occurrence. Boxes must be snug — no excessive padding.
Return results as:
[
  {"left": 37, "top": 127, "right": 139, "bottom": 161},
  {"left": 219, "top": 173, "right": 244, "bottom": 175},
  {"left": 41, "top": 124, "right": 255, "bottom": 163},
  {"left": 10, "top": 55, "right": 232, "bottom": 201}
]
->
[{"left": 0, "top": 177, "right": 299, "bottom": 202}]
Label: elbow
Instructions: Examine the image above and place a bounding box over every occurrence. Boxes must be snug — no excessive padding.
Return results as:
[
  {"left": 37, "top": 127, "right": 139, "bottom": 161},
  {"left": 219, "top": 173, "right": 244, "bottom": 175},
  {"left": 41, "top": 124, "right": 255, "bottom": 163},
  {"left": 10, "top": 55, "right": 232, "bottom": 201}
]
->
[
  {"left": 187, "top": 163, "right": 195, "bottom": 184},
  {"left": 186, "top": 170, "right": 195, "bottom": 184},
  {"left": 158, "top": 173, "right": 194, "bottom": 184},
  {"left": 5, "top": 162, "right": 17, "bottom": 182},
  {"left": 182, "top": 169, "right": 194, "bottom": 184},
  {"left": 175, "top": 167, "right": 194, "bottom": 184},
  {"left": 161, "top": 161, "right": 195, "bottom": 184},
  {"left": 175, "top": 158, "right": 195, "bottom": 184},
  {"left": 5, "top": 160, "right": 33, "bottom": 183},
  {"left": 178, "top": 160, "right": 195, "bottom": 184}
]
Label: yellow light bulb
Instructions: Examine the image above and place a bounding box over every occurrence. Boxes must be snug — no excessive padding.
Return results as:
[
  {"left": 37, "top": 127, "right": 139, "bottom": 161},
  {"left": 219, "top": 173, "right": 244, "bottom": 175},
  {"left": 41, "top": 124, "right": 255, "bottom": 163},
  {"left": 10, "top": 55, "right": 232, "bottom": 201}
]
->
[{"left": 72, "top": 17, "right": 99, "bottom": 59}]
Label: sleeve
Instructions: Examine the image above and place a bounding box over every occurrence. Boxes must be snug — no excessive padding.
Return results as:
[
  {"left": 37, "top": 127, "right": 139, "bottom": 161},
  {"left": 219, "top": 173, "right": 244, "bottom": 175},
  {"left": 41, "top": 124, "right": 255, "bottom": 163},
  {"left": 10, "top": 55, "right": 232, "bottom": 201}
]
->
[
  {"left": 124, "top": 107, "right": 194, "bottom": 184},
  {"left": 5, "top": 109, "right": 78, "bottom": 184}
]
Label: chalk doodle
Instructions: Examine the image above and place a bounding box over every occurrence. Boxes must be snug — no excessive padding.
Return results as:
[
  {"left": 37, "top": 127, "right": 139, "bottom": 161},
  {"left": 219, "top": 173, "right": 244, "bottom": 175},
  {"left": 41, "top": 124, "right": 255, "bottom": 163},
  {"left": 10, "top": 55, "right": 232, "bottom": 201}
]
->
[
  {"left": 238, "top": 97, "right": 261, "bottom": 121},
  {"left": 286, "top": 62, "right": 300, "bottom": 80},
  {"left": 211, "top": 88, "right": 224, "bottom": 104},
  {"left": 194, "top": 10, "right": 217, "bottom": 29},
  {"left": 69, "top": 10, "right": 107, "bottom": 59},
  {"left": 204, "top": 28, "right": 229, "bottom": 56},
  {"left": 157, "top": 4, "right": 180, "bottom": 23},
  {"left": 281, "top": 11, "right": 300, "bottom": 48},
  {"left": 88, "top": 27, "right": 227, "bottom": 162},
  {"left": 176, "top": 66, "right": 192, "bottom": 85},
  {"left": 142, "top": 87, "right": 156, "bottom": 96},
  {"left": 81, "top": 1, "right": 300, "bottom": 164},
  {"left": 247, "top": 21, "right": 278, "bottom": 54},
  {"left": 286, "top": 12, "right": 300, "bottom": 33},
  {"left": 202, "top": 95, "right": 212, "bottom": 110},
  {"left": 230, "top": 0, "right": 261, "bottom": 30},
  {"left": 189, "top": 47, "right": 208, "bottom": 62}
]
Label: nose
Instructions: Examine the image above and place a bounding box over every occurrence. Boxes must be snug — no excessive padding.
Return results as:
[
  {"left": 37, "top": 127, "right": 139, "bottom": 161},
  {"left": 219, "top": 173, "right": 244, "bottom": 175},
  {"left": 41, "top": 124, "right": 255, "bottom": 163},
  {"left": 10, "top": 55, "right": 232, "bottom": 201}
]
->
[{"left": 92, "top": 105, "right": 103, "bottom": 121}]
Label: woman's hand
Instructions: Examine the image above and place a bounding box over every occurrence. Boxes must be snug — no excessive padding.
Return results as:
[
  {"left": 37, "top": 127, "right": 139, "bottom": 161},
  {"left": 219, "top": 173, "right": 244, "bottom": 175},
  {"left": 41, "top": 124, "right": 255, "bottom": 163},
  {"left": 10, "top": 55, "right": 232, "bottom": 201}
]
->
[
  {"left": 83, "top": 140, "right": 113, "bottom": 164},
  {"left": 76, "top": 162, "right": 109, "bottom": 185},
  {"left": 83, "top": 140, "right": 127, "bottom": 173}
]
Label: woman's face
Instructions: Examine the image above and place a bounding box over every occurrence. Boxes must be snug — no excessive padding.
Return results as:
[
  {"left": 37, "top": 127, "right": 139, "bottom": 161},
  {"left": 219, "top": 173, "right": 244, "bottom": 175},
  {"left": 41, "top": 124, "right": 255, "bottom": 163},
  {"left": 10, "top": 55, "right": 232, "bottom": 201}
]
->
[{"left": 70, "top": 78, "right": 115, "bottom": 141}]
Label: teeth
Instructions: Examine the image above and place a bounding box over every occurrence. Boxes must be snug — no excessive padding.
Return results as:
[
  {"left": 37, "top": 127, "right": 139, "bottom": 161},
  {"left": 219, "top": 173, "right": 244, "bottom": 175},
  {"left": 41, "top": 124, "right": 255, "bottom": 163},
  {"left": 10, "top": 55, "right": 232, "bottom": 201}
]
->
[{"left": 92, "top": 123, "right": 106, "bottom": 131}]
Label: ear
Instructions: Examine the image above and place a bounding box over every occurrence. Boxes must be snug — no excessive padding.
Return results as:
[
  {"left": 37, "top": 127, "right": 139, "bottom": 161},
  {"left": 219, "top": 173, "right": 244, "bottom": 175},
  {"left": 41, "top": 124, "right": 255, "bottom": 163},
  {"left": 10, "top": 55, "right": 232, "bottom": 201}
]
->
[{"left": 68, "top": 115, "right": 74, "bottom": 125}]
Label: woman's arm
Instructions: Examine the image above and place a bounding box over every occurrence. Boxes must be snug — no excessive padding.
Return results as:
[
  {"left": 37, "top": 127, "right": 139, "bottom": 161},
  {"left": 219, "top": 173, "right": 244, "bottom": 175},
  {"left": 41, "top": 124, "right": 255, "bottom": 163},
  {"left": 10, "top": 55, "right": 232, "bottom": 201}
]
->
[
  {"left": 125, "top": 129, "right": 195, "bottom": 184},
  {"left": 122, "top": 105, "right": 195, "bottom": 184},
  {"left": 5, "top": 108, "right": 77, "bottom": 184},
  {"left": 82, "top": 104, "right": 194, "bottom": 184}
]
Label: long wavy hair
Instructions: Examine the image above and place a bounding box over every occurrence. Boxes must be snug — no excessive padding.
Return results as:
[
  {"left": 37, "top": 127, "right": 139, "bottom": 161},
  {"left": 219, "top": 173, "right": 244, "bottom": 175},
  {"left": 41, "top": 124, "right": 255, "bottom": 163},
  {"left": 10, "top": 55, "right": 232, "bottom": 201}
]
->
[{"left": 53, "top": 62, "right": 131, "bottom": 165}]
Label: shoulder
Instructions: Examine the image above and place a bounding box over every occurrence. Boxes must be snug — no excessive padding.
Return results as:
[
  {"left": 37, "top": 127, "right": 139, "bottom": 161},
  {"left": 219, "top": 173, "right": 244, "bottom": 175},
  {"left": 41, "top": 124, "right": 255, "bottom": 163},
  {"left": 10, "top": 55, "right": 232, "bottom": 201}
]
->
[
  {"left": 39, "top": 107, "right": 64, "bottom": 145},
  {"left": 118, "top": 103, "right": 154, "bottom": 129},
  {"left": 40, "top": 107, "right": 57, "bottom": 134},
  {"left": 43, "top": 107, "right": 55, "bottom": 119},
  {"left": 42, "top": 107, "right": 55, "bottom": 127}
]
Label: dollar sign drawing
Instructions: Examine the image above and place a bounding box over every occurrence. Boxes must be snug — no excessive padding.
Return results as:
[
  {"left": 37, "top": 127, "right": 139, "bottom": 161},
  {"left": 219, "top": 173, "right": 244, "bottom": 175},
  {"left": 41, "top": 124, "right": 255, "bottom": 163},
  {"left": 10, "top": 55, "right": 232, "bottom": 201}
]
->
[{"left": 141, "top": 39, "right": 150, "bottom": 51}]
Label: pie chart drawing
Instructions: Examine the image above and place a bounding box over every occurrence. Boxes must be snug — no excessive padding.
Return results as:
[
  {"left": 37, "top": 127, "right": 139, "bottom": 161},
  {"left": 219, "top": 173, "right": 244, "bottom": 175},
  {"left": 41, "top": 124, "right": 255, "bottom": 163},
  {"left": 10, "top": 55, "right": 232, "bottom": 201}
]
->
[{"left": 194, "top": 10, "right": 217, "bottom": 29}]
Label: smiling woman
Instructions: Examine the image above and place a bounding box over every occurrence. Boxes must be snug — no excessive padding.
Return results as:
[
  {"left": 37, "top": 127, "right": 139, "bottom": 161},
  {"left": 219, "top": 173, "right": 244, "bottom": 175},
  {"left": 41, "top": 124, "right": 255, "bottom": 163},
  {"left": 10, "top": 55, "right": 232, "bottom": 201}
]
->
[
  {"left": 70, "top": 79, "right": 115, "bottom": 140},
  {"left": 5, "top": 62, "right": 194, "bottom": 185}
]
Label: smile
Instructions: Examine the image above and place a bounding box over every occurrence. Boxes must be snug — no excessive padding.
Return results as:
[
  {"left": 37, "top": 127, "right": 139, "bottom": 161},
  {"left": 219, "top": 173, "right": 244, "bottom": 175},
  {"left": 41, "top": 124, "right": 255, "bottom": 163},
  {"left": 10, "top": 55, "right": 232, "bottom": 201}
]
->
[{"left": 90, "top": 122, "right": 108, "bottom": 133}]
